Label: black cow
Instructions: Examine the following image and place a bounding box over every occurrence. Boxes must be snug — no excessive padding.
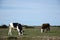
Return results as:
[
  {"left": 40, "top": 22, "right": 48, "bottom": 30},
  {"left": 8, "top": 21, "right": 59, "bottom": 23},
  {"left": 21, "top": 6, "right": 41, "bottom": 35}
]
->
[
  {"left": 8, "top": 23, "right": 23, "bottom": 36},
  {"left": 41, "top": 23, "right": 50, "bottom": 33}
]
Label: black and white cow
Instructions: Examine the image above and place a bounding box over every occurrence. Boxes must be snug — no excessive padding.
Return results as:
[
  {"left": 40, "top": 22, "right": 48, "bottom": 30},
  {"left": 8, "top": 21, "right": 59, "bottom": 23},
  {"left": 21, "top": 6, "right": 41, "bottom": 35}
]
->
[
  {"left": 8, "top": 23, "right": 23, "bottom": 36},
  {"left": 41, "top": 23, "right": 50, "bottom": 33}
]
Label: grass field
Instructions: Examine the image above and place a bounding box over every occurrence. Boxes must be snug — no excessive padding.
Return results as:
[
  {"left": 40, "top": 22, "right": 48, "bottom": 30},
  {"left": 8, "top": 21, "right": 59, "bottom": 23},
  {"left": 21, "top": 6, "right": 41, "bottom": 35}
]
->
[{"left": 0, "top": 27, "right": 60, "bottom": 40}]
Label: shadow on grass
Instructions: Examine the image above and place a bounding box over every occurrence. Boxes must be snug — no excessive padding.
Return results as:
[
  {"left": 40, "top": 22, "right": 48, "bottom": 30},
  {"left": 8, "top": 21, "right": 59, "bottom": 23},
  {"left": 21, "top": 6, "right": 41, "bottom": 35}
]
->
[
  {"left": 8, "top": 36, "right": 18, "bottom": 40},
  {"left": 7, "top": 36, "right": 31, "bottom": 40},
  {"left": 23, "top": 33, "right": 28, "bottom": 35}
]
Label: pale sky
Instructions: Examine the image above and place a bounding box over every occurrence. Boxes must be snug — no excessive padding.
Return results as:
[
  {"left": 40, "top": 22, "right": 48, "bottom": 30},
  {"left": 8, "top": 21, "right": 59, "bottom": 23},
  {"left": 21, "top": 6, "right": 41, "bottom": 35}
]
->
[{"left": 0, "top": 0, "right": 60, "bottom": 26}]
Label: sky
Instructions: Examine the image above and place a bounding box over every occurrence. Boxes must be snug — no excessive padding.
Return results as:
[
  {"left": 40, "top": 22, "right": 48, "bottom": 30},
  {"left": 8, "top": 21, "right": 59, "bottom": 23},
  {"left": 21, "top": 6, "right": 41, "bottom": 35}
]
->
[{"left": 0, "top": 0, "right": 60, "bottom": 26}]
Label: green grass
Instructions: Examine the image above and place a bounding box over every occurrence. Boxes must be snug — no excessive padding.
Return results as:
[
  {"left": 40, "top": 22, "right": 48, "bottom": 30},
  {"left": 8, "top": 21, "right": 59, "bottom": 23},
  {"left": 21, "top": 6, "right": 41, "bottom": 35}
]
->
[{"left": 0, "top": 27, "right": 60, "bottom": 40}]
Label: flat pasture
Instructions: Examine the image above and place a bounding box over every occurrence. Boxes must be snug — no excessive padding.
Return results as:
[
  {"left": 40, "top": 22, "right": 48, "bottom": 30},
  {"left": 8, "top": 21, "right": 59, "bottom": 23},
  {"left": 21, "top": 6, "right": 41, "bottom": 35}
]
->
[{"left": 0, "top": 27, "right": 60, "bottom": 40}]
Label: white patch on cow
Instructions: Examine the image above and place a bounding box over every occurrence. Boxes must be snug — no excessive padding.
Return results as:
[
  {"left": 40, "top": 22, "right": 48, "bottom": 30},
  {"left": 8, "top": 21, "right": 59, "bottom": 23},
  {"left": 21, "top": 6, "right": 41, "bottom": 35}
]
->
[
  {"left": 41, "top": 29, "right": 43, "bottom": 33},
  {"left": 10, "top": 23, "right": 14, "bottom": 28},
  {"left": 8, "top": 23, "right": 12, "bottom": 36},
  {"left": 17, "top": 26, "right": 20, "bottom": 36}
]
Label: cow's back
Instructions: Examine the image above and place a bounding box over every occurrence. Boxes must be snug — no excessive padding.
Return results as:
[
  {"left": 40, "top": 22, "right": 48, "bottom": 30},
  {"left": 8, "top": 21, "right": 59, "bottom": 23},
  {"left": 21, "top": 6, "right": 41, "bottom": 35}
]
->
[
  {"left": 42, "top": 23, "right": 50, "bottom": 29},
  {"left": 13, "top": 23, "right": 18, "bottom": 28}
]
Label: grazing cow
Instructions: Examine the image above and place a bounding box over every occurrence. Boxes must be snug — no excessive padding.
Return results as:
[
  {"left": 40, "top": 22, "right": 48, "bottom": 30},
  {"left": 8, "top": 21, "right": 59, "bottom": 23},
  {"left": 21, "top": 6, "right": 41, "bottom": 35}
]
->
[
  {"left": 41, "top": 23, "right": 50, "bottom": 33},
  {"left": 8, "top": 23, "right": 23, "bottom": 36}
]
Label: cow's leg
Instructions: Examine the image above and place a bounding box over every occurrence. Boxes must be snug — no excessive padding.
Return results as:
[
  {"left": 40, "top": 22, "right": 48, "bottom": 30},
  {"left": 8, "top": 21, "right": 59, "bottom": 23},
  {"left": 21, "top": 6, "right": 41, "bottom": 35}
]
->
[
  {"left": 8, "top": 26, "right": 12, "bottom": 36},
  {"left": 20, "top": 29, "right": 23, "bottom": 36},
  {"left": 17, "top": 28, "right": 23, "bottom": 36},
  {"left": 48, "top": 27, "right": 50, "bottom": 31},
  {"left": 41, "top": 28, "right": 43, "bottom": 33},
  {"left": 45, "top": 29, "right": 47, "bottom": 32},
  {"left": 43, "top": 29, "right": 44, "bottom": 32},
  {"left": 47, "top": 27, "right": 50, "bottom": 31},
  {"left": 17, "top": 26, "right": 20, "bottom": 36}
]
